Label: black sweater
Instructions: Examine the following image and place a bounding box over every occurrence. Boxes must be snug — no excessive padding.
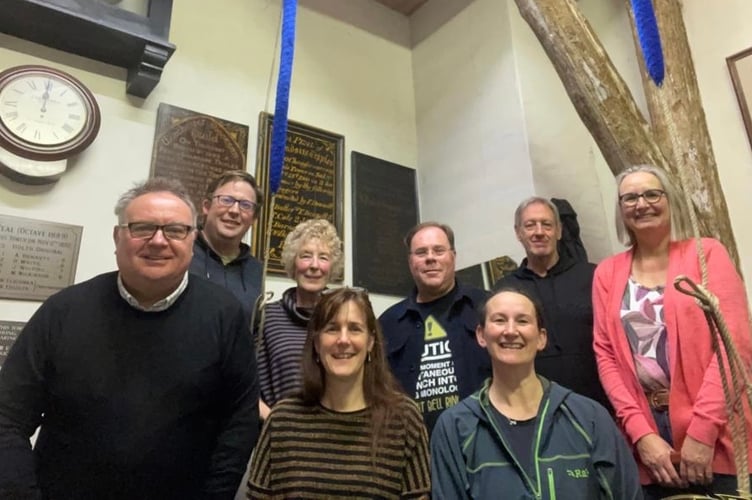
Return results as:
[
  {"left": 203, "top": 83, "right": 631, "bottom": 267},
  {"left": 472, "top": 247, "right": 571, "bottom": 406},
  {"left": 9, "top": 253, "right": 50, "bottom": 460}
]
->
[
  {"left": 493, "top": 255, "right": 611, "bottom": 412},
  {"left": 0, "top": 272, "right": 259, "bottom": 499}
]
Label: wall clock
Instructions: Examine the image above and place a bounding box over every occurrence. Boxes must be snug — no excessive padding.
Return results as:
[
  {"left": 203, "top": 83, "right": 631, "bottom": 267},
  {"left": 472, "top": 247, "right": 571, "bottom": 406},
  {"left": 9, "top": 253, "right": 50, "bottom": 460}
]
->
[{"left": 0, "top": 65, "right": 101, "bottom": 162}]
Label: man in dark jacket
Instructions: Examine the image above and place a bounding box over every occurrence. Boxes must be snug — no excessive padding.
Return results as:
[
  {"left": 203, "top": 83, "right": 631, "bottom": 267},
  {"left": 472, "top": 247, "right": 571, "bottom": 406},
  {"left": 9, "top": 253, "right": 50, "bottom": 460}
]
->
[
  {"left": 493, "top": 197, "right": 610, "bottom": 411},
  {"left": 190, "top": 170, "right": 263, "bottom": 325},
  {"left": 379, "top": 222, "right": 490, "bottom": 435}
]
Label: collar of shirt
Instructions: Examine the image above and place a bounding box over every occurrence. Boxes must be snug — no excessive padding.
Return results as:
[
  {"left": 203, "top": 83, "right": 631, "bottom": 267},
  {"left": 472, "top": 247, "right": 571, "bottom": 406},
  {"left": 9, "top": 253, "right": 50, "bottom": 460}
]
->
[{"left": 117, "top": 272, "right": 189, "bottom": 312}]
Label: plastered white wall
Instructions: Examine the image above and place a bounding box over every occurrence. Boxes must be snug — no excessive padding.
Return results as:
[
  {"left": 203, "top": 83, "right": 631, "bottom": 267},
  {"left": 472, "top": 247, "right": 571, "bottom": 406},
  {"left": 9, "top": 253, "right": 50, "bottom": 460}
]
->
[
  {"left": 412, "top": 0, "right": 536, "bottom": 271},
  {"left": 681, "top": 0, "right": 752, "bottom": 297}
]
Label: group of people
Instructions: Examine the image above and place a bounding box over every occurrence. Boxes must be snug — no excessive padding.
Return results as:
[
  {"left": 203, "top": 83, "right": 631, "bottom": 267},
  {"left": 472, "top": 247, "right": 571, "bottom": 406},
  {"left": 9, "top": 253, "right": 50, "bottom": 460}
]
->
[{"left": 0, "top": 164, "right": 749, "bottom": 500}]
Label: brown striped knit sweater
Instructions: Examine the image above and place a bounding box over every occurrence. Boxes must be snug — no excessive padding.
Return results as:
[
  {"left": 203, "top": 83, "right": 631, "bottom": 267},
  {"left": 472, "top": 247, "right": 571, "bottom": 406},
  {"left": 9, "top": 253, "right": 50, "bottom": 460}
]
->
[{"left": 248, "top": 395, "right": 430, "bottom": 499}]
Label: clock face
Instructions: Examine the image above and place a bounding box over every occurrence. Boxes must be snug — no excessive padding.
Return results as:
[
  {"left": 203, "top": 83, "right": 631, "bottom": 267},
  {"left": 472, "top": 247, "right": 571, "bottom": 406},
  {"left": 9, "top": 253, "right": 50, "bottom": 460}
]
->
[
  {"left": 0, "top": 73, "right": 88, "bottom": 146},
  {"left": 0, "top": 66, "right": 100, "bottom": 161}
]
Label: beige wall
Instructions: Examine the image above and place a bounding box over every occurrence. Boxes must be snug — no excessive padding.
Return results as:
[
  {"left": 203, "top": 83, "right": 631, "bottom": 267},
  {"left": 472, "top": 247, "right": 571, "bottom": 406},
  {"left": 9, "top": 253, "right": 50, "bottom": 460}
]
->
[
  {"left": 411, "top": 0, "right": 536, "bottom": 271},
  {"left": 682, "top": 0, "right": 752, "bottom": 294},
  {"left": 1, "top": 0, "right": 751, "bottom": 325}
]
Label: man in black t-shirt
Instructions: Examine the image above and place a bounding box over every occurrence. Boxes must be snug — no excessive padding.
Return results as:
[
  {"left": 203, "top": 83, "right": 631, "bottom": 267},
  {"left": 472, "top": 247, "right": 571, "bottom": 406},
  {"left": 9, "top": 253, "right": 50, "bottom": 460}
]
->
[{"left": 379, "top": 222, "right": 489, "bottom": 434}]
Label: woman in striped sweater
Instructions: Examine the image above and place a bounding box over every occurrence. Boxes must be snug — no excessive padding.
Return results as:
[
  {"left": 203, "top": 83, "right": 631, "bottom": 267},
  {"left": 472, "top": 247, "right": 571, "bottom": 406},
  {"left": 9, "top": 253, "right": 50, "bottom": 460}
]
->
[
  {"left": 248, "top": 287, "right": 431, "bottom": 499},
  {"left": 256, "top": 219, "right": 343, "bottom": 421}
]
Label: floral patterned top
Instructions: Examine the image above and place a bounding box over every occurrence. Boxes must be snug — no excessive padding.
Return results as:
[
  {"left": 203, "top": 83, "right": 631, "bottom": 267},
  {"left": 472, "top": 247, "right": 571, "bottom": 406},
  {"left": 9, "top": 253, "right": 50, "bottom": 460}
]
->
[{"left": 620, "top": 277, "right": 670, "bottom": 391}]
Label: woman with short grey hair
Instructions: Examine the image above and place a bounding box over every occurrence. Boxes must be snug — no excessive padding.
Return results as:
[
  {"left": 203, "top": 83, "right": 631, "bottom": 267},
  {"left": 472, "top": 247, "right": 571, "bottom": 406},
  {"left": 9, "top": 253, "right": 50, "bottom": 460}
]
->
[{"left": 256, "top": 219, "right": 343, "bottom": 420}]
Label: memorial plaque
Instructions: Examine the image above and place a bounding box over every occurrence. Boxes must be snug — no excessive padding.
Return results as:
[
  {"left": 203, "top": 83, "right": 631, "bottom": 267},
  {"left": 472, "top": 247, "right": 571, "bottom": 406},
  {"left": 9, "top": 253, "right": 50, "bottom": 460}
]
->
[
  {"left": 253, "top": 113, "right": 344, "bottom": 277},
  {"left": 351, "top": 152, "right": 418, "bottom": 296},
  {"left": 150, "top": 103, "right": 249, "bottom": 212},
  {"left": 0, "top": 320, "right": 24, "bottom": 368},
  {"left": 456, "top": 264, "right": 486, "bottom": 290},
  {"left": 0, "top": 214, "right": 82, "bottom": 301}
]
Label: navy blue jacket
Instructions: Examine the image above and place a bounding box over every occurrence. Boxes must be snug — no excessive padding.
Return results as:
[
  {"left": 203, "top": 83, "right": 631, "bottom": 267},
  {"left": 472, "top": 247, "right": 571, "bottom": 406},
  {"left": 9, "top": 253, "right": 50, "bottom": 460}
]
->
[
  {"left": 378, "top": 282, "right": 490, "bottom": 426},
  {"left": 190, "top": 232, "right": 263, "bottom": 326},
  {"left": 431, "top": 378, "right": 641, "bottom": 500}
]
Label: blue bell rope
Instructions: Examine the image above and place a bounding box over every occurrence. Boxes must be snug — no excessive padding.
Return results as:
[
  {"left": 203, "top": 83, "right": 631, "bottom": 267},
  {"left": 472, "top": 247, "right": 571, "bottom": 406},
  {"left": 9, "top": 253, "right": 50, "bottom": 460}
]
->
[
  {"left": 630, "top": 0, "right": 664, "bottom": 86},
  {"left": 269, "top": 0, "right": 297, "bottom": 194}
]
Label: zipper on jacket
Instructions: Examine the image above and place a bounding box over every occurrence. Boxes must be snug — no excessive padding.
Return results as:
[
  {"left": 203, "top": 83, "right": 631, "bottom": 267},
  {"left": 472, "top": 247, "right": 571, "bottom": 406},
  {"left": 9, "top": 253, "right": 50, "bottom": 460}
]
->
[{"left": 547, "top": 468, "right": 556, "bottom": 500}]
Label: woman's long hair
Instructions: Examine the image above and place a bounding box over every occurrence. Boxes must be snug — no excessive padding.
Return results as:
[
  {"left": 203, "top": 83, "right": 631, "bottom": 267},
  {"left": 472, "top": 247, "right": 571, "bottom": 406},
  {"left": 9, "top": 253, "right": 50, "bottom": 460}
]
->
[{"left": 299, "top": 288, "right": 409, "bottom": 458}]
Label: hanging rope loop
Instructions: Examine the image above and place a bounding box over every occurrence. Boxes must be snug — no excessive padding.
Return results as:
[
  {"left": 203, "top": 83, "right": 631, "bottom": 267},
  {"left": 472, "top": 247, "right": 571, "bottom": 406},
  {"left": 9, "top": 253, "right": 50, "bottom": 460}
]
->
[{"left": 673, "top": 275, "right": 717, "bottom": 313}]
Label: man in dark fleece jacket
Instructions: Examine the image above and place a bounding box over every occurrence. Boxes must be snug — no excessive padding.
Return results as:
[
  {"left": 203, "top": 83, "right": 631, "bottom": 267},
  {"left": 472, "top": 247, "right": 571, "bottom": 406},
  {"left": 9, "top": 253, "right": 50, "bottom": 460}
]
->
[
  {"left": 494, "top": 197, "right": 610, "bottom": 411},
  {"left": 0, "top": 178, "right": 259, "bottom": 499},
  {"left": 190, "top": 170, "right": 263, "bottom": 325}
]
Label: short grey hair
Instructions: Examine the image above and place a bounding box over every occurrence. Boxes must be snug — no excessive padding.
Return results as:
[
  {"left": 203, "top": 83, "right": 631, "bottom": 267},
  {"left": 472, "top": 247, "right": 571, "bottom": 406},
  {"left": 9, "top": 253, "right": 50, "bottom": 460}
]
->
[
  {"left": 614, "top": 164, "right": 692, "bottom": 246},
  {"left": 513, "top": 197, "right": 560, "bottom": 229},
  {"left": 281, "top": 219, "right": 344, "bottom": 280},
  {"left": 114, "top": 177, "right": 197, "bottom": 225}
]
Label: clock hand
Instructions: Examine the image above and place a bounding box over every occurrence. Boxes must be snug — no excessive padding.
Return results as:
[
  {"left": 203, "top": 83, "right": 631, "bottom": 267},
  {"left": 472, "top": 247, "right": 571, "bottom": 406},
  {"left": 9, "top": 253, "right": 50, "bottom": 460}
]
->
[{"left": 40, "top": 79, "right": 52, "bottom": 113}]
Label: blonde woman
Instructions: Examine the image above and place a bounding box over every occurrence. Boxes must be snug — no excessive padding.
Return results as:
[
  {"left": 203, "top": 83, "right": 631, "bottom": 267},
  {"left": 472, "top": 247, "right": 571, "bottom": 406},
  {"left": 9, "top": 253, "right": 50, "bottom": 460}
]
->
[{"left": 593, "top": 165, "right": 752, "bottom": 499}]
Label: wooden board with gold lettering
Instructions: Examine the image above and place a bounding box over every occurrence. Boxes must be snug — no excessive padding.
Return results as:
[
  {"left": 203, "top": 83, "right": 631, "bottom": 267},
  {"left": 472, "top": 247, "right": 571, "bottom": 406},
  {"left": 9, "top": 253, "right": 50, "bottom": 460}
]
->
[
  {"left": 150, "top": 103, "right": 249, "bottom": 212},
  {"left": 253, "top": 113, "right": 344, "bottom": 277}
]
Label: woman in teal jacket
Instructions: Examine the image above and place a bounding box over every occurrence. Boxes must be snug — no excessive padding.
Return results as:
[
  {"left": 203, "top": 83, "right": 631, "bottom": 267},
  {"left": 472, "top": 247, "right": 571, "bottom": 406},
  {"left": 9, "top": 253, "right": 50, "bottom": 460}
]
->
[{"left": 431, "top": 287, "right": 641, "bottom": 499}]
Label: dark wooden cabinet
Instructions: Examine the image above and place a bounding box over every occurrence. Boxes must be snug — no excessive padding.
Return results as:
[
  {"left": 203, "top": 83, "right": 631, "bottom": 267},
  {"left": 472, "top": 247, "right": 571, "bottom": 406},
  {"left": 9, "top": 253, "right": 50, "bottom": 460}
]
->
[{"left": 0, "top": 0, "right": 176, "bottom": 98}]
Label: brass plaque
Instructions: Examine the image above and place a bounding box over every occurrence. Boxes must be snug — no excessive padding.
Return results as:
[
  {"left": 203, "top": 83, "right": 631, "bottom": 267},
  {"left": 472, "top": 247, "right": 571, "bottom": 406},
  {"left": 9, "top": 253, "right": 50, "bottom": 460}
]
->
[
  {"left": 253, "top": 113, "right": 344, "bottom": 277},
  {"left": 0, "top": 214, "right": 83, "bottom": 301},
  {"left": 0, "top": 320, "right": 24, "bottom": 368},
  {"left": 150, "top": 103, "right": 249, "bottom": 212}
]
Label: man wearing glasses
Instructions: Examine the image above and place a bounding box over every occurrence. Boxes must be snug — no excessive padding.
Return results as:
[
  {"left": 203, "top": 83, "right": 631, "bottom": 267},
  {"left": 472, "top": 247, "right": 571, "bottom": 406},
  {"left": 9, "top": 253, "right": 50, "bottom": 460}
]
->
[
  {"left": 190, "top": 170, "right": 264, "bottom": 325},
  {"left": 379, "top": 222, "right": 490, "bottom": 435},
  {"left": 0, "top": 178, "right": 259, "bottom": 499},
  {"left": 493, "top": 196, "right": 610, "bottom": 412}
]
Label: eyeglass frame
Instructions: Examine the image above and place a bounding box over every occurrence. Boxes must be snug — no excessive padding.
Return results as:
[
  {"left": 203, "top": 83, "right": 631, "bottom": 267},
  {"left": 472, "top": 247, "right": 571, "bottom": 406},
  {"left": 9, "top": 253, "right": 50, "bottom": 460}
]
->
[
  {"left": 409, "top": 246, "right": 453, "bottom": 259},
  {"left": 618, "top": 189, "right": 666, "bottom": 207},
  {"left": 117, "top": 222, "right": 195, "bottom": 241},
  {"left": 212, "top": 194, "right": 258, "bottom": 212},
  {"left": 320, "top": 286, "right": 369, "bottom": 297}
]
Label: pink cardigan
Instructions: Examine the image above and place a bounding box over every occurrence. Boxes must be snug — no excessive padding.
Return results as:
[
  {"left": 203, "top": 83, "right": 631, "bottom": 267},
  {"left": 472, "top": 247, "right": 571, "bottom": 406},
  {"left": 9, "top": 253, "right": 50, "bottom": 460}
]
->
[{"left": 593, "top": 238, "right": 752, "bottom": 483}]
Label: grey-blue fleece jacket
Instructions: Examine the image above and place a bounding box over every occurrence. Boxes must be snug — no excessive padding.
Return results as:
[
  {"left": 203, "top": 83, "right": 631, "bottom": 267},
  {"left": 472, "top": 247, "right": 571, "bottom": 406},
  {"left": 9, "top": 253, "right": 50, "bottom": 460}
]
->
[{"left": 431, "top": 378, "right": 642, "bottom": 500}]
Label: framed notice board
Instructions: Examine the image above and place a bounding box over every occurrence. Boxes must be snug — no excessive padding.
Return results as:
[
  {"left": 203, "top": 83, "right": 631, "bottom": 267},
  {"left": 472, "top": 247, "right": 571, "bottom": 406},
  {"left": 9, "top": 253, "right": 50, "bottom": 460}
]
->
[
  {"left": 351, "top": 152, "right": 418, "bottom": 296},
  {"left": 253, "top": 113, "right": 344, "bottom": 277}
]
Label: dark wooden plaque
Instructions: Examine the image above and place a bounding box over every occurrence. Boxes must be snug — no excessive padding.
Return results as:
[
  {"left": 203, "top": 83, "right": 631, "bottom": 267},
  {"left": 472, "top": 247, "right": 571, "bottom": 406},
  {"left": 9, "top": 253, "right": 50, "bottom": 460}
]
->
[
  {"left": 456, "top": 264, "right": 486, "bottom": 290},
  {"left": 253, "top": 113, "right": 344, "bottom": 277},
  {"left": 0, "top": 320, "right": 24, "bottom": 368},
  {"left": 150, "top": 103, "right": 249, "bottom": 214},
  {"left": 351, "top": 152, "right": 418, "bottom": 296}
]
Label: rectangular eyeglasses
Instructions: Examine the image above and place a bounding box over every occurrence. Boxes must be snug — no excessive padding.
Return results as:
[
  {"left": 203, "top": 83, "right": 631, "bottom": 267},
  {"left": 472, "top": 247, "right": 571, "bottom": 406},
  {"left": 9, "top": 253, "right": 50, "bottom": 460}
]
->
[
  {"left": 214, "top": 195, "right": 257, "bottom": 212},
  {"left": 618, "top": 189, "right": 666, "bottom": 207},
  {"left": 118, "top": 222, "right": 194, "bottom": 241}
]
